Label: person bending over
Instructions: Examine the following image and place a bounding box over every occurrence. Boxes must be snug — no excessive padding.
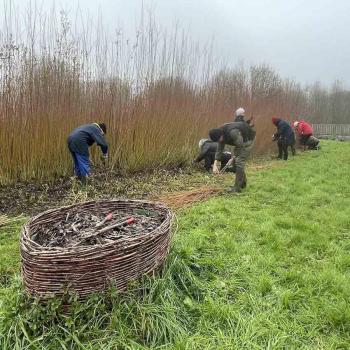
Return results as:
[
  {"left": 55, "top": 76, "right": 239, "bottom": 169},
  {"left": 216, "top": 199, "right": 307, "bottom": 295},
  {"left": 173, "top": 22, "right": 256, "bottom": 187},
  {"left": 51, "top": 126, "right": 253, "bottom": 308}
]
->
[
  {"left": 195, "top": 139, "right": 234, "bottom": 172},
  {"left": 209, "top": 121, "right": 256, "bottom": 193},
  {"left": 272, "top": 117, "right": 295, "bottom": 160},
  {"left": 67, "top": 123, "right": 108, "bottom": 182},
  {"left": 293, "top": 120, "right": 320, "bottom": 150}
]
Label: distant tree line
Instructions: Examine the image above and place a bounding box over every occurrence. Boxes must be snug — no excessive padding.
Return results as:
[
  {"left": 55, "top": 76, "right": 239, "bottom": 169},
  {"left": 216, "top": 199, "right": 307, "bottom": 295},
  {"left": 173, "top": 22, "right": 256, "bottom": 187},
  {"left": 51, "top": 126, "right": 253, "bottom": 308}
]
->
[{"left": 307, "top": 81, "right": 350, "bottom": 124}]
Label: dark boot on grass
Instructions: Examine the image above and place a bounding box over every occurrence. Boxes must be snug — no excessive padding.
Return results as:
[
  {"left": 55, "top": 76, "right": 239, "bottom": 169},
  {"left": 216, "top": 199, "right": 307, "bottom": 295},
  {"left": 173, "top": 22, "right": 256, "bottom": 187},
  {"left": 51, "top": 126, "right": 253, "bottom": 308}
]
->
[
  {"left": 241, "top": 171, "right": 247, "bottom": 189},
  {"left": 227, "top": 168, "right": 244, "bottom": 193},
  {"left": 291, "top": 144, "right": 296, "bottom": 156},
  {"left": 78, "top": 175, "right": 88, "bottom": 185},
  {"left": 277, "top": 142, "right": 283, "bottom": 159}
]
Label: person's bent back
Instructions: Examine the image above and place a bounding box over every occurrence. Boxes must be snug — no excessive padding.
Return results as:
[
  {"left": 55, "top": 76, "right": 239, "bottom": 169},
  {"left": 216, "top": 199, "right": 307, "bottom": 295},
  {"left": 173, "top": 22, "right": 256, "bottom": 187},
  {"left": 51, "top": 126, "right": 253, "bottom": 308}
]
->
[
  {"left": 195, "top": 139, "right": 233, "bottom": 172},
  {"left": 67, "top": 123, "right": 108, "bottom": 182},
  {"left": 209, "top": 121, "right": 256, "bottom": 193},
  {"left": 293, "top": 120, "right": 319, "bottom": 149}
]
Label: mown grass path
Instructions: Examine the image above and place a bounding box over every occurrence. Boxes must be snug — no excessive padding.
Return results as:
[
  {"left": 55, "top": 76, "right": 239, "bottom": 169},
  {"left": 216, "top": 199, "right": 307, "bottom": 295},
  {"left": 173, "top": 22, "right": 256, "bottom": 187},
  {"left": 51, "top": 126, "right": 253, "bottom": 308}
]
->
[
  {"left": 175, "top": 141, "right": 350, "bottom": 349},
  {"left": 1, "top": 141, "right": 350, "bottom": 349}
]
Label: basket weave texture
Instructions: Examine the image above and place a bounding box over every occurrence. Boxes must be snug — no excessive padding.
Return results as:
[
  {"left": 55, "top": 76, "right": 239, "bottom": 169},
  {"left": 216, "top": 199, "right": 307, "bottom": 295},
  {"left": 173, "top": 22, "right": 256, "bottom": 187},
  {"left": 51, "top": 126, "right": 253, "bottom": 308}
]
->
[{"left": 20, "top": 199, "right": 173, "bottom": 299}]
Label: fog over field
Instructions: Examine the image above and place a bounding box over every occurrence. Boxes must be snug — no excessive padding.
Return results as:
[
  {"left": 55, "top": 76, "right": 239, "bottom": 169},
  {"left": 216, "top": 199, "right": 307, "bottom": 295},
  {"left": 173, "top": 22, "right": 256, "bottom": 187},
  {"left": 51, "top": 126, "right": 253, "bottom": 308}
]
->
[{"left": 2, "top": 0, "right": 349, "bottom": 86}]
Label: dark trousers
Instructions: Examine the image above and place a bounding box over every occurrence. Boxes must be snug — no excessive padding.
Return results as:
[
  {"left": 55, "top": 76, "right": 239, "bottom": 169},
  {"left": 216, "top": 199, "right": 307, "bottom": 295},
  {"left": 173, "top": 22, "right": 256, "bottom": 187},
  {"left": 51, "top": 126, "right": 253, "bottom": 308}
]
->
[
  {"left": 290, "top": 144, "right": 296, "bottom": 156},
  {"left": 300, "top": 134, "right": 311, "bottom": 145},
  {"left": 307, "top": 136, "right": 320, "bottom": 150},
  {"left": 204, "top": 155, "right": 214, "bottom": 171},
  {"left": 278, "top": 141, "right": 289, "bottom": 160},
  {"left": 68, "top": 150, "right": 90, "bottom": 178},
  {"left": 231, "top": 142, "right": 254, "bottom": 191},
  {"left": 300, "top": 134, "right": 320, "bottom": 150}
]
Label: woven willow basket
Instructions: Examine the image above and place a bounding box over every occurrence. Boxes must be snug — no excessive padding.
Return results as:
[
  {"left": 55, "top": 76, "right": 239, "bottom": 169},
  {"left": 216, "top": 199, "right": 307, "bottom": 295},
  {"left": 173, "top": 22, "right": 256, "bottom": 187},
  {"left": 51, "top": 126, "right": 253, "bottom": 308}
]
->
[{"left": 20, "top": 199, "right": 173, "bottom": 299}]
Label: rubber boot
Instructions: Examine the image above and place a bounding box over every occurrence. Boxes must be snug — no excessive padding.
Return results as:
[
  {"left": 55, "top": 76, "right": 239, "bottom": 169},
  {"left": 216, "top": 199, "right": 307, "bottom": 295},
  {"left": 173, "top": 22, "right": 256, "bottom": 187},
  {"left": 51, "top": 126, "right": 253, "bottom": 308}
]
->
[
  {"left": 241, "top": 171, "right": 247, "bottom": 189},
  {"left": 291, "top": 144, "right": 296, "bottom": 156},
  {"left": 307, "top": 136, "right": 320, "bottom": 150},
  {"left": 277, "top": 143, "right": 283, "bottom": 159},
  {"left": 78, "top": 175, "right": 87, "bottom": 185},
  {"left": 228, "top": 168, "right": 244, "bottom": 193}
]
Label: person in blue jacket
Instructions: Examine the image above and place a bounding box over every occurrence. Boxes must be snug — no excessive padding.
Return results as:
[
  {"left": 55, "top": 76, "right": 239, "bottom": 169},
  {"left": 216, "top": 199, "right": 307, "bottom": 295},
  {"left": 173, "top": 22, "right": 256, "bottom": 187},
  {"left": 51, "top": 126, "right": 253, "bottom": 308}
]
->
[
  {"left": 67, "top": 123, "right": 108, "bottom": 182},
  {"left": 272, "top": 117, "right": 295, "bottom": 160}
]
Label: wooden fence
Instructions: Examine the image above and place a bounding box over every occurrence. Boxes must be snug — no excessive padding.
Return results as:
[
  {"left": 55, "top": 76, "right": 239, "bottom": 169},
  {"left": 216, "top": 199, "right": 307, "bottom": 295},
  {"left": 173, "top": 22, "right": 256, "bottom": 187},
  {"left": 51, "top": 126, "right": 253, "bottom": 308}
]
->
[{"left": 312, "top": 124, "right": 350, "bottom": 136}]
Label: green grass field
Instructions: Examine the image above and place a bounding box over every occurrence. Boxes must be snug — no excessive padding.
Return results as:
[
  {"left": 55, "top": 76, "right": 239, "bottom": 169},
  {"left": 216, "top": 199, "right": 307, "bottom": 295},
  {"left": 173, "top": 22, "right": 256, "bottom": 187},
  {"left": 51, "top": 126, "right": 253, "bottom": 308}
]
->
[{"left": 1, "top": 141, "right": 350, "bottom": 349}]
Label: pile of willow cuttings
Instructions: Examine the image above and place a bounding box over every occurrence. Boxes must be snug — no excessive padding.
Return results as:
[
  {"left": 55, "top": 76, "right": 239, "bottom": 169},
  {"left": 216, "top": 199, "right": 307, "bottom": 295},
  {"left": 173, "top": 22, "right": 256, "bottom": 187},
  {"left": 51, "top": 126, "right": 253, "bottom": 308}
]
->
[
  {"left": 156, "top": 185, "right": 223, "bottom": 210},
  {"left": 31, "top": 208, "right": 164, "bottom": 248}
]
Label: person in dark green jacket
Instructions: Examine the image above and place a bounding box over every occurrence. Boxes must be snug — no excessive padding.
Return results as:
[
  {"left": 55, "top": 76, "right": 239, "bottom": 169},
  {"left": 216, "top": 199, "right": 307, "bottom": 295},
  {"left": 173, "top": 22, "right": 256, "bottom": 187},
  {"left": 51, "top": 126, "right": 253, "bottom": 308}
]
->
[{"left": 209, "top": 121, "right": 256, "bottom": 193}]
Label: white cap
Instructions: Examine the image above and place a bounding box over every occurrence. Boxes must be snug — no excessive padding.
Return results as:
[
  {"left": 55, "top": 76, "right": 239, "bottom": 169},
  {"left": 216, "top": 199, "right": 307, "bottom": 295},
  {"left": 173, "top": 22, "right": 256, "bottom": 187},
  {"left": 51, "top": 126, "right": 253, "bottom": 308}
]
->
[
  {"left": 293, "top": 121, "right": 299, "bottom": 128},
  {"left": 198, "top": 139, "right": 208, "bottom": 149},
  {"left": 235, "top": 107, "right": 245, "bottom": 117}
]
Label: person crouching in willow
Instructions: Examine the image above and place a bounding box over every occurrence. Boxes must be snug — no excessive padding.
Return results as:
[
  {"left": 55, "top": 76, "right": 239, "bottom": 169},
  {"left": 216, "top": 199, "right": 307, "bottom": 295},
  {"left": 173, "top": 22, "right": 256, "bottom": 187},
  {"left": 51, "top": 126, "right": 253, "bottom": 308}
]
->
[
  {"left": 194, "top": 138, "right": 235, "bottom": 172},
  {"left": 67, "top": 123, "right": 108, "bottom": 183},
  {"left": 209, "top": 121, "right": 256, "bottom": 193}
]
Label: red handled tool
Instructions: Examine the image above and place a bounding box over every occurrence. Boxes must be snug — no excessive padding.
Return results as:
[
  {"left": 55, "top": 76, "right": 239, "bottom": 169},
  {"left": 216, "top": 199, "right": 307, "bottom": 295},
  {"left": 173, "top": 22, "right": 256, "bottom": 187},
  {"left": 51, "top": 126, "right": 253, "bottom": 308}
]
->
[{"left": 96, "top": 213, "right": 113, "bottom": 227}]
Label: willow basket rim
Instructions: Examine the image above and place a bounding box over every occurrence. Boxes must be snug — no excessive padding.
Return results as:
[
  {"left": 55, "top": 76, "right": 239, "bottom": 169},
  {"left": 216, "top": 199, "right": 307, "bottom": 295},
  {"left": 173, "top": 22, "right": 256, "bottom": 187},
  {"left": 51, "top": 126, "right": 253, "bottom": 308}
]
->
[{"left": 21, "top": 199, "right": 173, "bottom": 254}]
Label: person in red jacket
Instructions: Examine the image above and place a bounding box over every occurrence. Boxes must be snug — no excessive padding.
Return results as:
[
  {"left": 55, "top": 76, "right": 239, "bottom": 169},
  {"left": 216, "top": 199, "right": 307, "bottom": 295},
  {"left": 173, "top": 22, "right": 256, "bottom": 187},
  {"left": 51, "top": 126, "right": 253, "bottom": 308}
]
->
[{"left": 293, "top": 120, "right": 320, "bottom": 150}]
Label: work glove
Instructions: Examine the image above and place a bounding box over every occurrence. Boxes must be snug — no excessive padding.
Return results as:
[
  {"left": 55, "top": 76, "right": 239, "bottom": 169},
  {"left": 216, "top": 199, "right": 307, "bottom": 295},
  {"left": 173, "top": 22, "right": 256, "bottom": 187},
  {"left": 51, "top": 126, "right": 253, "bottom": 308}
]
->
[
  {"left": 248, "top": 116, "right": 255, "bottom": 127},
  {"left": 226, "top": 156, "right": 235, "bottom": 167},
  {"left": 101, "top": 153, "right": 108, "bottom": 164},
  {"left": 213, "top": 160, "right": 220, "bottom": 175}
]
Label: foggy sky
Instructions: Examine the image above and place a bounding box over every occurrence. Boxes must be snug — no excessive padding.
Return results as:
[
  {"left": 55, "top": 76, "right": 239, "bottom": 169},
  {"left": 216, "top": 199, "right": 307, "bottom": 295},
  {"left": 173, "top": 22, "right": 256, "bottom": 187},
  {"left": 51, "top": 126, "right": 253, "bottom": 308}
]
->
[{"left": 3, "top": 0, "right": 350, "bottom": 86}]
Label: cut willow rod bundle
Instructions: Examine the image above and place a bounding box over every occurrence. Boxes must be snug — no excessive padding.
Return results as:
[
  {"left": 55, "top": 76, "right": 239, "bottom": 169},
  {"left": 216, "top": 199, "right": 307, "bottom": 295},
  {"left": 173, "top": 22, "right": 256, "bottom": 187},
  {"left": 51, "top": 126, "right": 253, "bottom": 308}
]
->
[
  {"left": 156, "top": 185, "right": 224, "bottom": 210},
  {"left": 20, "top": 199, "right": 174, "bottom": 299}
]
